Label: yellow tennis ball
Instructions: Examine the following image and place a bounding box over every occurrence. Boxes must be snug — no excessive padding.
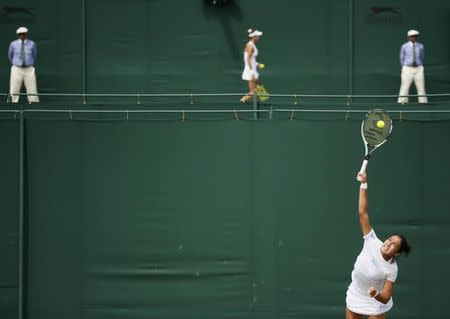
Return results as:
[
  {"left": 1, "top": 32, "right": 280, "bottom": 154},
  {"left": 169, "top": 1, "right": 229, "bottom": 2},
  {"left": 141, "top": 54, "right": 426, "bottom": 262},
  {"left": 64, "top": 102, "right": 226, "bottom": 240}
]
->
[
  {"left": 376, "top": 120, "right": 385, "bottom": 128},
  {"left": 259, "top": 63, "right": 265, "bottom": 69}
]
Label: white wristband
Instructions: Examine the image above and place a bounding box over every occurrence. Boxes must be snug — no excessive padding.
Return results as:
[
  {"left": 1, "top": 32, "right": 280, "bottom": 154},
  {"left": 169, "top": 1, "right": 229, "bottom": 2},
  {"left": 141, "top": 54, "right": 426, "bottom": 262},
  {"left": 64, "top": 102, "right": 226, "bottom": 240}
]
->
[{"left": 360, "top": 183, "right": 368, "bottom": 189}]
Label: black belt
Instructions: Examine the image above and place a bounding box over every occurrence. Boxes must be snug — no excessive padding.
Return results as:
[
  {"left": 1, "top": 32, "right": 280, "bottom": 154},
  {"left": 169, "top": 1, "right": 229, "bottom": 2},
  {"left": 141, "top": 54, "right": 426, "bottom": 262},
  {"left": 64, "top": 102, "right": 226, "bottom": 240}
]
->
[
  {"left": 407, "top": 64, "right": 421, "bottom": 67},
  {"left": 14, "top": 65, "right": 33, "bottom": 68}
]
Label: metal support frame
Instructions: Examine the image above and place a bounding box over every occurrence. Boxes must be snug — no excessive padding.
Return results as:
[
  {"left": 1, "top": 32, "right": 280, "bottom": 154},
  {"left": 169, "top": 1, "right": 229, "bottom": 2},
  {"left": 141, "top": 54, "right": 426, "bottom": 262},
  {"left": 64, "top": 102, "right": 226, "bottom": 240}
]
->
[{"left": 18, "top": 109, "right": 24, "bottom": 319}]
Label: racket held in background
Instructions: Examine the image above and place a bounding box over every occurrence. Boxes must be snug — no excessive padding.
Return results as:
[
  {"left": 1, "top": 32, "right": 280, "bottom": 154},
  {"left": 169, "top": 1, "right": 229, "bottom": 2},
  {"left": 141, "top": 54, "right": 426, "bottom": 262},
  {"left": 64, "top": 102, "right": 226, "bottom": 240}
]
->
[
  {"left": 357, "top": 109, "right": 393, "bottom": 181},
  {"left": 255, "top": 84, "right": 269, "bottom": 101}
]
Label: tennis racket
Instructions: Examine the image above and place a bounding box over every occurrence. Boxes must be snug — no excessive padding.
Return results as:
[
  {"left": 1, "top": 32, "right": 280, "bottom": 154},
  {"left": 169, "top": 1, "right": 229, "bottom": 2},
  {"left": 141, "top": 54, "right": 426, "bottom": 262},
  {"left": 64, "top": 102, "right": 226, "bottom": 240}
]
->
[
  {"left": 357, "top": 109, "right": 393, "bottom": 181},
  {"left": 255, "top": 84, "right": 269, "bottom": 101}
]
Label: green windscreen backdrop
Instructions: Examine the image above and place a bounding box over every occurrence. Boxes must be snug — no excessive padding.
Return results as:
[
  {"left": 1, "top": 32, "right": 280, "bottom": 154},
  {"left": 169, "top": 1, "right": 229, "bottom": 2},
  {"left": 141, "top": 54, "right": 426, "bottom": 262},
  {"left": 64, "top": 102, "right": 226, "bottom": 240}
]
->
[
  {"left": 0, "top": 118, "right": 19, "bottom": 319},
  {"left": 0, "top": 0, "right": 449, "bottom": 95},
  {"left": 0, "top": 0, "right": 449, "bottom": 318},
  {"left": 0, "top": 113, "right": 447, "bottom": 319}
]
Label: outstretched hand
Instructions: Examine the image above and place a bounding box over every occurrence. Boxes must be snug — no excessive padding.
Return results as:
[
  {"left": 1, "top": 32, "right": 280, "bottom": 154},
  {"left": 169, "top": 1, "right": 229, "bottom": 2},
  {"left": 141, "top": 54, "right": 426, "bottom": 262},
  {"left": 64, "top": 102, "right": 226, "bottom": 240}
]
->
[{"left": 357, "top": 172, "right": 367, "bottom": 183}]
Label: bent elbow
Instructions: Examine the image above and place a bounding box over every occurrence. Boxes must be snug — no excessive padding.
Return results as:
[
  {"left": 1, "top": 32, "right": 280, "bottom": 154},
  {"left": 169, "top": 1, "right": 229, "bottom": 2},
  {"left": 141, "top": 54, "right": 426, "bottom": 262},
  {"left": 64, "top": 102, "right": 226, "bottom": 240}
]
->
[{"left": 379, "top": 295, "right": 391, "bottom": 304}]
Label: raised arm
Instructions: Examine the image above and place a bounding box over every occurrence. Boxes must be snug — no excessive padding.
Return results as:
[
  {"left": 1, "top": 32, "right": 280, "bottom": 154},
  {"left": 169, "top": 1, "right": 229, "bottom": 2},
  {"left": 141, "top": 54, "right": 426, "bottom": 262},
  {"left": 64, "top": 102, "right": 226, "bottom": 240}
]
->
[{"left": 357, "top": 172, "right": 372, "bottom": 236}]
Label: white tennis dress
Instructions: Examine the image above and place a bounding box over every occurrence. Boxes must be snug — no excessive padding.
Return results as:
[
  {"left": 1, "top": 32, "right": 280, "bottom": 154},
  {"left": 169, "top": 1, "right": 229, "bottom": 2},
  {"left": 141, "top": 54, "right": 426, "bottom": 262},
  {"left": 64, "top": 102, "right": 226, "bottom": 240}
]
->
[
  {"left": 241, "top": 41, "right": 259, "bottom": 81},
  {"left": 346, "top": 229, "right": 398, "bottom": 316}
]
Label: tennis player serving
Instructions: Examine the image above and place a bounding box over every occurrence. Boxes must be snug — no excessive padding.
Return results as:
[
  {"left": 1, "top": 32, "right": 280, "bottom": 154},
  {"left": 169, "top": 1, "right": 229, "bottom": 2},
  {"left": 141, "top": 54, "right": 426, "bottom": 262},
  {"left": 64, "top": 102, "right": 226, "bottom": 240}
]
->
[{"left": 346, "top": 171, "right": 411, "bottom": 319}]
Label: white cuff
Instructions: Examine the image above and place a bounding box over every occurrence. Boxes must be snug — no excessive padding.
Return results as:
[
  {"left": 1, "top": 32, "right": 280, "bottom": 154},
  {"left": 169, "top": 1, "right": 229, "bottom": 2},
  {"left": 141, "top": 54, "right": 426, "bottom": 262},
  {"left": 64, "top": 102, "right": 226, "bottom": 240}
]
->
[{"left": 360, "top": 183, "right": 368, "bottom": 189}]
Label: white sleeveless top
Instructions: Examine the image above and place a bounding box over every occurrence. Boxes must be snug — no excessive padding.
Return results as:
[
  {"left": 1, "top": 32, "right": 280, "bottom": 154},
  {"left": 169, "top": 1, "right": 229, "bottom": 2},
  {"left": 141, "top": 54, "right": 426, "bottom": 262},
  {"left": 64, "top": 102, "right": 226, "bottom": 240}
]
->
[{"left": 242, "top": 41, "right": 259, "bottom": 81}]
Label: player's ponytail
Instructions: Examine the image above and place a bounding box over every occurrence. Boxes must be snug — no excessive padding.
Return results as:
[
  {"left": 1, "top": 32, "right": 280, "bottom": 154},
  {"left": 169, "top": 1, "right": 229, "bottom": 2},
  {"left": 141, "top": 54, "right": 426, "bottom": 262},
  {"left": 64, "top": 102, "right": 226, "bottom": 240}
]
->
[{"left": 398, "top": 234, "right": 411, "bottom": 256}]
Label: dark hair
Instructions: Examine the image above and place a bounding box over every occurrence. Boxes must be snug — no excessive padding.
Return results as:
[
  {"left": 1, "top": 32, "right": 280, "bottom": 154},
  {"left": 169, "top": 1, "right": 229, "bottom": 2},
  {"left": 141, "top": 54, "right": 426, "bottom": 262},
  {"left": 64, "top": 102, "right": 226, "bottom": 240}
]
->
[{"left": 397, "top": 234, "right": 411, "bottom": 256}]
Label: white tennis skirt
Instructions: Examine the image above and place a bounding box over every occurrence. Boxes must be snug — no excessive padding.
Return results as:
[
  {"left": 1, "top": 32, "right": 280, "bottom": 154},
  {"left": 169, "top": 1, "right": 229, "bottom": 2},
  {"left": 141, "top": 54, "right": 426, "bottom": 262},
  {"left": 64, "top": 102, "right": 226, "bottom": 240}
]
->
[
  {"left": 241, "top": 66, "right": 259, "bottom": 81},
  {"left": 346, "top": 288, "right": 393, "bottom": 316}
]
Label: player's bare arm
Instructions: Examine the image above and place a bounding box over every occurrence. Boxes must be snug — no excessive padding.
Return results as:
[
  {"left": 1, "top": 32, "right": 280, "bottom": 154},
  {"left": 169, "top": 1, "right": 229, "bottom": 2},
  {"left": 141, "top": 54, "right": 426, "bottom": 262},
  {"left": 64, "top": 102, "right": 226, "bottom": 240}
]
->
[
  {"left": 357, "top": 172, "right": 372, "bottom": 236},
  {"left": 368, "top": 280, "right": 395, "bottom": 304},
  {"left": 245, "top": 44, "right": 254, "bottom": 71}
]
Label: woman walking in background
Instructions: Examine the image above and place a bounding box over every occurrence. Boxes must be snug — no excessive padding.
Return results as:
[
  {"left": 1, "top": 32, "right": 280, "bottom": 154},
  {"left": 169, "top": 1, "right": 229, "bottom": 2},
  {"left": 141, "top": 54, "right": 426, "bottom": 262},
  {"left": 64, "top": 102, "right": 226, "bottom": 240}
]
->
[
  {"left": 346, "top": 171, "right": 411, "bottom": 319},
  {"left": 240, "top": 28, "right": 263, "bottom": 103}
]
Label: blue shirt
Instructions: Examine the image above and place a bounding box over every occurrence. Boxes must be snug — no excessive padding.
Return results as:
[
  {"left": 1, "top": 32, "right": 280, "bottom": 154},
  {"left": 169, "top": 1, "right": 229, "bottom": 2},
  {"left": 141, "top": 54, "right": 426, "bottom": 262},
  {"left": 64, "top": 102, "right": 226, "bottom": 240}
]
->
[
  {"left": 8, "top": 39, "right": 37, "bottom": 67},
  {"left": 400, "top": 41, "right": 424, "bottom": 66}
]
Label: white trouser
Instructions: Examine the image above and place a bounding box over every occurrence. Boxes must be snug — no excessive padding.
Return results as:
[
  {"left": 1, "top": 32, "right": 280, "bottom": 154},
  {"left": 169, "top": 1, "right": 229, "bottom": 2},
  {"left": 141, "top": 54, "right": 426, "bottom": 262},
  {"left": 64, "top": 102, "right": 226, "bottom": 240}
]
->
[
  {"left": 397, "top": 65, "right": 427, "bottom": 103},
  {"left": 10, "top": 65, "right": 39, "bottom": 103}
]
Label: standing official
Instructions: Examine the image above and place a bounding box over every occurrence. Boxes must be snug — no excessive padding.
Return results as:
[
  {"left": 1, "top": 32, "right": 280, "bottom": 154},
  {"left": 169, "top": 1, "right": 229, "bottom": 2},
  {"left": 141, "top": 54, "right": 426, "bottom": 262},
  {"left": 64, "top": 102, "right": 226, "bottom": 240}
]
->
[
  {"left": 397, "top": 29, "right": 427, "bottom": 103},
  {"left": 8, "top": 26, "right": 39, "bottom": 103}
]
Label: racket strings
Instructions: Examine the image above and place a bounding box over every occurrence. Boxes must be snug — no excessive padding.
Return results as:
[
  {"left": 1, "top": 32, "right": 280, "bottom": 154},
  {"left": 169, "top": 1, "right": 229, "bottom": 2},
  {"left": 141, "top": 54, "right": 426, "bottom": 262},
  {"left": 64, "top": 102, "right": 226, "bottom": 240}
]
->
[{"left": 362, "top": 112, "right": 392, "bottom": 146}]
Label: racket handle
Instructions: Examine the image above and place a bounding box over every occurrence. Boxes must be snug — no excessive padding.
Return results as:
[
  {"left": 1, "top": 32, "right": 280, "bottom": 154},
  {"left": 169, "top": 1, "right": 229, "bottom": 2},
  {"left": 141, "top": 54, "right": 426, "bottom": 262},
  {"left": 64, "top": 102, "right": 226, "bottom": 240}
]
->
[{"left": 357, "top": 160, "right": 369, "bottom": 181}]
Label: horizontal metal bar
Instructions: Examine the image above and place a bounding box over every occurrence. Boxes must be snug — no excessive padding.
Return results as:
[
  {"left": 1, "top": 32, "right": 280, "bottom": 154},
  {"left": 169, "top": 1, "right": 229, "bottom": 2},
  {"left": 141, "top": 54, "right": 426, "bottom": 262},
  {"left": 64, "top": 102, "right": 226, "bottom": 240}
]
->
[
  {"left": 22, "top": 109, "right": 270, "bottom": 114},
  {"left": 18, "top": 108, "right": 450, "bottom": 114},
  {"left": 275, "top": 109, "right": 450, "bottom": 113},
  {"left": 6, "top": 93, "right": 246, "bottom": 97},
  {"left": 269, "top": 93, "right": 450, "bottom": 98},
  {"left": 3, "top": 92, "right": 450, "bottom": 98}
]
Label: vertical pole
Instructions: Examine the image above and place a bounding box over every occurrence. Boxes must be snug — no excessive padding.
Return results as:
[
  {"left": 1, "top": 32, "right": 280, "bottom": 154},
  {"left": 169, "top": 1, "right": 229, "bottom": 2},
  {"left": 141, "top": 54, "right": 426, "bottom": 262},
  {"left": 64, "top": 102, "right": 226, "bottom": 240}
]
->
[
  {"left": 252, "top": 95, "right": 257, "bottom": 120},
  {"left": 18, "top": 109, "right": 24, "bottom": 319},
  {"left": 82, "top": 0, "right": 87, "bottom": 100},
  {"left": 348, "top": 0, "right": 354, "bottom": 96}
]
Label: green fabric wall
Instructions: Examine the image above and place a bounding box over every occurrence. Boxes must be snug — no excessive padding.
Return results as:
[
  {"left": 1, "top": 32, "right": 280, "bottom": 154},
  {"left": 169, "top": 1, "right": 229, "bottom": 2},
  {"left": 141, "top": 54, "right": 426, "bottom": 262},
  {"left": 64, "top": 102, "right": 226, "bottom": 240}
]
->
[
  {"left": 1, "top": 0, "right": 449, "bottom": 96},
  {"left": 0, "top": 118, "right": 19, "bottom": 319},
  {"left": 0, "top": 0, "right": 449, "bottom": 318},
  {"left": 9, "top": 115, "right": 447, "bottom": 319}
]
